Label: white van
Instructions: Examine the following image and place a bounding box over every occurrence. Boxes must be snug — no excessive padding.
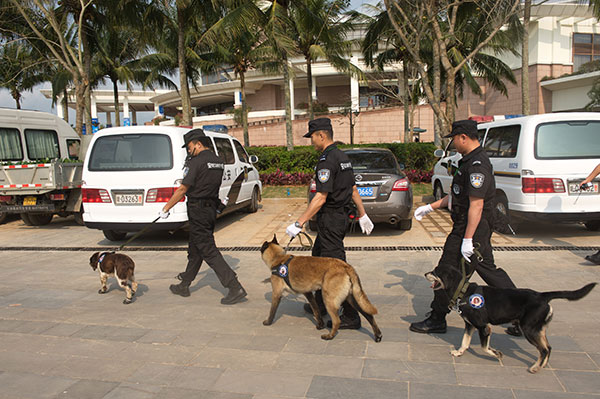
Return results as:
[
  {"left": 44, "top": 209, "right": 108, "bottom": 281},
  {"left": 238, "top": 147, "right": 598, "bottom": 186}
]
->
[
  {"left": 82, "top": 125, "right": 262, "bottom": 241},
  {"left": 431, "top": 113, "right": 600, "bottom": 230}
]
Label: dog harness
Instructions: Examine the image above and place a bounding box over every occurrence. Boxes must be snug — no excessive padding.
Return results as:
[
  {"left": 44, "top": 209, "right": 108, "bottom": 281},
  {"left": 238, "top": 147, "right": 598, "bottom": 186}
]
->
[
  {"left": 271, "top": 255, "right": 294, "bottom": 288},
  {"left": 448, "top": 246, "right": 483, "bottom": 312},
  {"left": 97, "top": 252, "right": 115, "bottom": 266}
]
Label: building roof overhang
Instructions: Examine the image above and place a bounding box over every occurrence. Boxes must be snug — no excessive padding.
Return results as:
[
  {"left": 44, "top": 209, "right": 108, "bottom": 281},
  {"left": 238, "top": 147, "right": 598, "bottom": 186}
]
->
[{"left": 540, "top": 70, "right": 600, "bottom": 91}]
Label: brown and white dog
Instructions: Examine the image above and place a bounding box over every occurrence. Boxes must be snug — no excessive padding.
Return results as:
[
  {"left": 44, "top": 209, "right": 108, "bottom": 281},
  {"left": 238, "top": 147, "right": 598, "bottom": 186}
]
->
[{"left": 89, "top": 252, "right": 138, "bottom": 304}]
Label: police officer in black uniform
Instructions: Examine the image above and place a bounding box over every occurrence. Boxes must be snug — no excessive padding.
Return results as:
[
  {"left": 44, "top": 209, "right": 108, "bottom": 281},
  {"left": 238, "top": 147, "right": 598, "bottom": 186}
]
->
[
  {"left": 286, "top": 117, "right": 374, "bottom": 329},
  {"left": 159, "top": 129, "right": 247, "bottom": 305},
  {"left": 410, "top": 120, "right": 521, "bottom": 335}
]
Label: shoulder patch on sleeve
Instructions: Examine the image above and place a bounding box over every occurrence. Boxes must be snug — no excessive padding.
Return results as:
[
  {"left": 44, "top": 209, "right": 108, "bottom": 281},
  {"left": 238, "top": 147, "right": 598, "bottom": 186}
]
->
[
  {"left": 340, "top": 162, "right": 352, "bottom": 170},
  {"left": 319, "top": 154, "right": 327, "bottom": 161},
  {"left": 472, "top": 160, "right": 481, "bottom": 165},
  {"left": 207, "top": 162, "right": 224, "bottom": 169},
  {"left": 470, "top": 173, "right": 484, "bottom": 188},
  {"left": 318, "top": 169, "right": 331, "bottom": 183}
]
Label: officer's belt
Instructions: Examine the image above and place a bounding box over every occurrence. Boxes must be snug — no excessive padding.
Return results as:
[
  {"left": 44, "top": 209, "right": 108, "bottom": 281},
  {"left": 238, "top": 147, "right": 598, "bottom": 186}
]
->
[
  {"left": 320, "top": 205, "right": 349, "bottom": 213},
  {"left": 271, "top": 255, "right": 294, "bottom": 288},
  {"left": 448, "top": 245, "right": 483, "bottom": 311},
  {"left": 188, "top": 197, "right": 218, "bottom": 205}
]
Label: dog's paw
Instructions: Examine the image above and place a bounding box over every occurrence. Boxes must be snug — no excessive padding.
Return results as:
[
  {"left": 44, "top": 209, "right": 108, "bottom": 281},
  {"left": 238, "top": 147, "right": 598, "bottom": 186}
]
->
[
  {"left": 320, "top": 333, "right": 335, "bottom": 340},
  {"left": 492, "top": 349, "right": 503, "bottom": 359},
  {"left": 374, "top": 334, "right": 382, "bottom": 343},
  {"left": 98, "top": 289, "right": 107, "bottom": 294},
  {"left": 262, "top": 320, "right": 272, "bottom": 326},
  {"left": 451, "top": 349, "right": 464, "bottom": 357},
  {"left": 528, "top": 365, "right": 540, "bottom": 374},
  {"left": 316, "top": 322, "right": 325, "bottom": 330},
  {"left": 123, "top": 298, "right": 132, "bottom": 304}
]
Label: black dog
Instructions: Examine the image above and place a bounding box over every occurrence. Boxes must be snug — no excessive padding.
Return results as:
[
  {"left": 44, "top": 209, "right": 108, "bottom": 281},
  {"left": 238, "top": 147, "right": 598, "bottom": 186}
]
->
[{"left": 426, "top": 267, "right": 596, "bottom": 373}]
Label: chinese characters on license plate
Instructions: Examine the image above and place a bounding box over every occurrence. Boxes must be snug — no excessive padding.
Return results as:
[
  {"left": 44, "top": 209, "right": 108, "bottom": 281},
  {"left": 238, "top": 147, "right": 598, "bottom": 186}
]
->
[
  {"left": 115, "top": 194, "right": 143, "bottom": 205},
  {"left": 358, "top": 187, "right": 373, "bottom": 197}
]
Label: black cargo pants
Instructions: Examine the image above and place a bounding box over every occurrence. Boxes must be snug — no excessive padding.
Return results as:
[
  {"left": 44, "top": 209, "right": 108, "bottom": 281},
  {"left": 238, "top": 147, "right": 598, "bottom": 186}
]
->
[
  {"left": 179, "top": 200, "right": 238, "bottom": 289},
  {"left": 312, "top": 208, "right": 359, "bottom": 319},
  {"left": 430, "top": 214, "right": 517, "bottom": 317}
]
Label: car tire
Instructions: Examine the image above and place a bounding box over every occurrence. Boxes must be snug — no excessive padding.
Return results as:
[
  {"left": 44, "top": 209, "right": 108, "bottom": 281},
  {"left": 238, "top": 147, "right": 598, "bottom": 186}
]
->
[
  {"left": 308, "top": 220, "right": 318, "bottom": 232},
  {"left": 495, "top": 193, "right": 510, "bottom": 222},
  {"left": 584, "top": 220, "right": 600, "bottom": 231},
  {"left": 246, "top": 187, "right": 259, "bottom": 213},
  {"left": 397, "top": 219, "right": 412, "bottom": 230},
  {"left": 103, "top": 230, "right": 127, "bottom": 241},
  {"left": 24, "top": 213, "right": 54, "bottom": 226},
  {"left": 433, "top": 181, "right": 444, "bottom": 202},
  {"left": 0, "top": 212, "right": 7, "bottom": 224}
]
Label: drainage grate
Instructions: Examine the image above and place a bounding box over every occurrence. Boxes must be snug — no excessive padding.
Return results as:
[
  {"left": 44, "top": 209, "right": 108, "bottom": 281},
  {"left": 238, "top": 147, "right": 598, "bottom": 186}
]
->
[{"left": 0, "top": 245, "right": 598, "bottom": 252}]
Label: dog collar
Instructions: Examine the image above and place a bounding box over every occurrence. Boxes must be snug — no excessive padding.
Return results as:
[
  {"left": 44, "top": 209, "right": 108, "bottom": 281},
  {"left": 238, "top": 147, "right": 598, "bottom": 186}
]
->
[
  {"left": 98, "top": 251, "right": 115, "bottom": 265},
  {"left": 271, "top": 256, "right": 294, "bottom": 288}
]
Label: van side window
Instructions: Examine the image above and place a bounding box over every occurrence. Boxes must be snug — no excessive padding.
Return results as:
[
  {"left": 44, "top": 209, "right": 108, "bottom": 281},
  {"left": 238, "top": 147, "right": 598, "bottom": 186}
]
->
[
  {"left": 233, "top": 140, "right": 249, "bottom": 163},
  {"left": 214, "top": 138, "right": 235, "bottom": 165},
  {"left": 483, "top": 125, "right": 520, "bottom": 158},
  {"left": 0, "top": 127, "right": 23, "bottom": 161},
  {"left": 24, "top": 129, "right": 60, "bottom": 160},
  {"left": 477, "top": 129, "right": 486, "bottom": 144},
  {"left": 67, "top": 139, "right": 81, "bottom": 160}
]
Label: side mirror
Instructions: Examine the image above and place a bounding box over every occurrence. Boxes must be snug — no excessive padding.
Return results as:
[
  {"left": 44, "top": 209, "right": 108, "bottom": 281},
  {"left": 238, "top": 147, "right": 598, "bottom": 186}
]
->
[
  {"left": 434, "top": 149, "right": 445, "bottom": 158},
  {"left": 249, "top": 155, "right": 258, "bottom": 164}
]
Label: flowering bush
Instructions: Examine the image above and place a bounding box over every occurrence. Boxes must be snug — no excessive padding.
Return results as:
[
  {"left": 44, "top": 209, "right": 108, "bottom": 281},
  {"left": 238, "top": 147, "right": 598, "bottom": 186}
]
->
[
  {"left": 405, "top": 169, "right": 433, "bottom": 183},
  {"left": 260, "top": 169, "right": 313, "bottom": 186}
]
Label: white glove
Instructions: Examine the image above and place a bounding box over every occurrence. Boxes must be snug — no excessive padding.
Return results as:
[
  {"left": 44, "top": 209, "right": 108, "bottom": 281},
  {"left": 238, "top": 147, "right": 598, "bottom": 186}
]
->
[
  {"left": 286, "top": 223, "right": 302, "bottom": 238},
  {"left": 414, "top": 204, "right": 434, "bottom": 221},
  {"left": 158, "top": 209, "right": 170, "bottom": 219},
  {"left": 358, "top": 214, "right": 374, "bottom": 235},
  {"left": 461, "top": 238, "right": 474, "bottom": 262}
]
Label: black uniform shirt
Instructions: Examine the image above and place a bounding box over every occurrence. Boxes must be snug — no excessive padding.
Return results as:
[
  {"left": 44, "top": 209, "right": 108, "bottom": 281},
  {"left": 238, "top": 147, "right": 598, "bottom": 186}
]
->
[
  {"left": 182, "top": 149, "right": 224, "bottom": 199},
  {"left": 315, "top": 144, "right": 355, "bottom": 209},
  {"left": 450, "top": 145, "right": 495, "bottom": 216}
]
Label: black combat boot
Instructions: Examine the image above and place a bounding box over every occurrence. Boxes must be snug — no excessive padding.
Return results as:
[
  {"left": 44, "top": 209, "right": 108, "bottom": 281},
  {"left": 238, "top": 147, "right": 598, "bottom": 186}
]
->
[
  {"left": 326, "top": 303, "right": 361, "bottom": 330},
  {"left": 303, "top": 290, "right": 327, "bottom": 316},
  {"left": 409, "top": 312, "right": 447, "bottom": 334},
  {"left": 505, "top": 322, "right": 522, "bottom": 337},
  {"left": 221, "top": 282, "right": 247, "bottom": 305},
  {"left": 585, "top": 251, "right": 600, "bottom": 265},
  {"left": 169, "top": 281, "right": 191, "bottom": 297}
]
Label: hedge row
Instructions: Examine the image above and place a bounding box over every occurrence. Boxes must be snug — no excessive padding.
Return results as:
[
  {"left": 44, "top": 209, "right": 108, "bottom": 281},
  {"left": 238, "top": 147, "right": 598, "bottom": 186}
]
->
[{"left": 246, "top": 142, "right": 438, "bottom": 174}]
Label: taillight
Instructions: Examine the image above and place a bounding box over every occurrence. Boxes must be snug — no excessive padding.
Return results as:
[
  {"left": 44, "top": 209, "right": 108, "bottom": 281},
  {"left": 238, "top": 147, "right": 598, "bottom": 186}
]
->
[
  {"left": 521, "top": 177, "right": 565, "bottom": 194},
  {"left": 146, "top": 187, "right": 184, "bottom": 203},
  {"left": 309, "top": 181, "right": 316, "bottom": 193},
  {"left": 50, "top": 194, "right": 65, "bottom": 201},
  {"left": 0, "top": 195, "right": 11, "bottom": 202},
  {"left": 392, "top": 178, "right": 409, "bottom": 191},
  {"left": 82, "top": 188, "right": 112, "bottom": 203}
]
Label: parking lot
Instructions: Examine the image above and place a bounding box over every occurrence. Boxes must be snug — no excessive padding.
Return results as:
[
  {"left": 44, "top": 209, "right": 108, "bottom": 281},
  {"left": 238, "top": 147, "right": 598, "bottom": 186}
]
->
[{"left": 0, "top": 197, "right": 599, "bottom": 399}]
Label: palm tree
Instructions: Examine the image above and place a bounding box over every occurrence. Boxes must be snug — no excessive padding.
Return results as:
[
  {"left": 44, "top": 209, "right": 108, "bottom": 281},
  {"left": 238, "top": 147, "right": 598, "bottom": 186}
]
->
[
  {"left": 0, "top": 41, "right": 49, "bottom": 109},
  {"left": 290, "top": 0, "right": 360, "bottom": 120}
]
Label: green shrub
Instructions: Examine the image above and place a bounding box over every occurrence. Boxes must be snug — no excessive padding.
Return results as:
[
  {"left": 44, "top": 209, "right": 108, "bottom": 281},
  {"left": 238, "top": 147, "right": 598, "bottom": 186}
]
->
[{"left": 247, "top": 142, "right": 437, "bottom": 173}]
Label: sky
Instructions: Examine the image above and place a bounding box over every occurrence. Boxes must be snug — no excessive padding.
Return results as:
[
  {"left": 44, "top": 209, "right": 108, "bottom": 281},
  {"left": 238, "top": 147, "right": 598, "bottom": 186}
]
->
[{"left": 0, "top": 0, "right": 377, "bottom": 126}]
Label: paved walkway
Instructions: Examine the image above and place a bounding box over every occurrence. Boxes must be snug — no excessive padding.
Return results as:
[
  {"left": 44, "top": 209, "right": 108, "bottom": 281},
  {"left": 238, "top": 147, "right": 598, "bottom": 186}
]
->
[{"left": 0, "top": 199, "right": 599, "bottom": 398}]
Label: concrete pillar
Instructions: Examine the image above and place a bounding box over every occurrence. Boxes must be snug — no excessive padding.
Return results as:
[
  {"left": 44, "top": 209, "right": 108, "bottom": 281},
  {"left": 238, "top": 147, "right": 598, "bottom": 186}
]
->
[
  {"left": 132, "top": 110, "right": 137, "bottom": 126},
  {"left": 106, "top": 111, "right": 112, "bottom": 127},
  {"left": 123, "top": 98, "right": 130, "bottom": 126},
  {"left": 312, "top": 76, "right": 317, "bottom": 100},
  {"left": 91, "top": 97, "right": 98, "bottom": 118},
  {"left": 290, "top": 72, "right": 295, "bottom": 121},
  {"left": 56, "top": 94, "right": 64, "bottom": 119}
]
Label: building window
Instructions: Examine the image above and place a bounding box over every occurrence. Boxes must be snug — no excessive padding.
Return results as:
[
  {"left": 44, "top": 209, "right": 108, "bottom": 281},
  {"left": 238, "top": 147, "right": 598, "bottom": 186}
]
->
[{"left": 573, "top": 33, "right": 600, "bottom": 71}]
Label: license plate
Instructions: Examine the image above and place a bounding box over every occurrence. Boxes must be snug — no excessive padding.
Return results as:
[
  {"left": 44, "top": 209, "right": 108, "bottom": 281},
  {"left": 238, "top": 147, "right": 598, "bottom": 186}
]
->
[
  {"left": 115, "top": 194, "right": 143, "bottom": 205},
  {"left": 357, "top": 187, "right": 374, "bottom": 197},
  {"left": 569, "top": 182, "right": 599, "bottom": 195},
  {"left": 23, "top": 196, "right": 36, "bottom": 206}
]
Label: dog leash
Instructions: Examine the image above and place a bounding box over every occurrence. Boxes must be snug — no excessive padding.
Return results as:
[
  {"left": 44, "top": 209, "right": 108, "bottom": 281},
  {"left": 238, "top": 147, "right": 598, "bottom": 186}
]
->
[
  {"left": 448, "top": 244, "right": 483, "bottom": 312},
  {"left": 284, "top": 231, "right": 314, "bottom": 252},
  {"left": 118, "top": 216, "right": 160, "bottom": 251}
]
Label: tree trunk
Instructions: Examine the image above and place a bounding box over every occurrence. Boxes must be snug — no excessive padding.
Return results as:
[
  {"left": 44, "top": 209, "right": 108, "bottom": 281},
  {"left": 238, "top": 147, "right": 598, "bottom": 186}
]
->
[
  {"left": 12, "top": 90, "right": 21, "bottom": 109},
  {"left": 306, "top": 55, "right": 314, "bottom": 120},
  {"left": 62, "top": 89, "right": 69, "bottom": 123},
  {"left": 521, "top": 0, "right": 531, "bottom": 115},
  {"left": 432, "top": 41, "right": 445, "bottom": 145},
  {"left": 112, "top": 78, "right": 121, "bottom": 126},
  {"left": 177, "top": 5, "right": 192, "bottom": 126},
  {"left": 283, "top": 57, "right": 294, "bottom": 151},
  {"left": 82, "top": 32, "right": 93, "bottom": 133},
  {"left": 75, "top": 80, "right": 85, "bottom": 136},
  {"left": 402, "top": 67, "right": 410, "bottom": 142},
  {"left": 241, "top": 72, "right": 249, "bottom": 146}
]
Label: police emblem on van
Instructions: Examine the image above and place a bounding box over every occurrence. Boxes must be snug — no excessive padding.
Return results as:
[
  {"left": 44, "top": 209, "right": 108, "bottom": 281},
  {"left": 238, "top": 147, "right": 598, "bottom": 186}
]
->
[
  {"left": 318, "top": 169, "right": 330, "bottom": 183},
  {"left": 470, "top": 173, "right": 484, "bottom": 188}
]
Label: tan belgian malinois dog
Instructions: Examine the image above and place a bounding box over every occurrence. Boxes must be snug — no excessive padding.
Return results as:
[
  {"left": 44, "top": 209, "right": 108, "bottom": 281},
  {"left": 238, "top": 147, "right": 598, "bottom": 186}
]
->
[{"left": 260, "top": 235, "right": 382, "bottom": 342}]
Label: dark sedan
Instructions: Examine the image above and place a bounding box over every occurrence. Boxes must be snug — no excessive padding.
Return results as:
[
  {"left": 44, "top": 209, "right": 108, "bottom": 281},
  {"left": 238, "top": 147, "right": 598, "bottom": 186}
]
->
[{"left": 308, "top": 147, "right": 413, "bottom": 231}]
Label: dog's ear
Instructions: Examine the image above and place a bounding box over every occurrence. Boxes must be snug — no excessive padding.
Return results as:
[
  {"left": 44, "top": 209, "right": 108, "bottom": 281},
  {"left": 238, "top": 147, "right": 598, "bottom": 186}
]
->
[
  {"left": 89, "top": 252, "right": 99, "bottom": 269},
  {"left": 272, "top": 234, "right": 278, "bottom": 245}
]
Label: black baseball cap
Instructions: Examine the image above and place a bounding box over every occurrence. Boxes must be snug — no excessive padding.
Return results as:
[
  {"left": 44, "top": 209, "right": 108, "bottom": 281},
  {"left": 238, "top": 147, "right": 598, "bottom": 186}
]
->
[
  {"left": 182, "top": 128, "right": 207, "bottom": 148},
  {"left": 303, "top": 117, "right": 333, "bottom": 138},
  {"left": 443, "top": 120, "right": 478, "bottom": 139}
]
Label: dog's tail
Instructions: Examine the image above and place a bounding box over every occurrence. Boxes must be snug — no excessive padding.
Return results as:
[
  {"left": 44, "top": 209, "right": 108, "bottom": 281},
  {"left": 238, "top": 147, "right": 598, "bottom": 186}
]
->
[
  {"left": 541, "top": 282, "right": 596, "bottom": 302},
  {"left": 347, "top": 267, "right": 378, "bottom": 315}
]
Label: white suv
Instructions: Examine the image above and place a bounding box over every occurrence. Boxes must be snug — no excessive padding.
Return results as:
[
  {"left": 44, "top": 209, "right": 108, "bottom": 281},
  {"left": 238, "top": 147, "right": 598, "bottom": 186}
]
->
[
  {"left": 431, "top": 113, "right": 600, "bottom": 230},
  {"left": 82, "top": 125, "right": 262, "bottom": 241}
]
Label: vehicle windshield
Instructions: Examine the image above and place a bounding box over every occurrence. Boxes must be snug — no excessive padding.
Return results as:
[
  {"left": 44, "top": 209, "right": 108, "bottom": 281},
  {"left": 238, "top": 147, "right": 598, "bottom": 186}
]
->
[
  {"left": 88, "top": 134, "right": 173, "bottom": 171},
  {"left": 535, "top": 121, "right": 600, "bottom": 159},
  {"left": 346, "top": 151, "right": 399, "bottom": 174}
]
